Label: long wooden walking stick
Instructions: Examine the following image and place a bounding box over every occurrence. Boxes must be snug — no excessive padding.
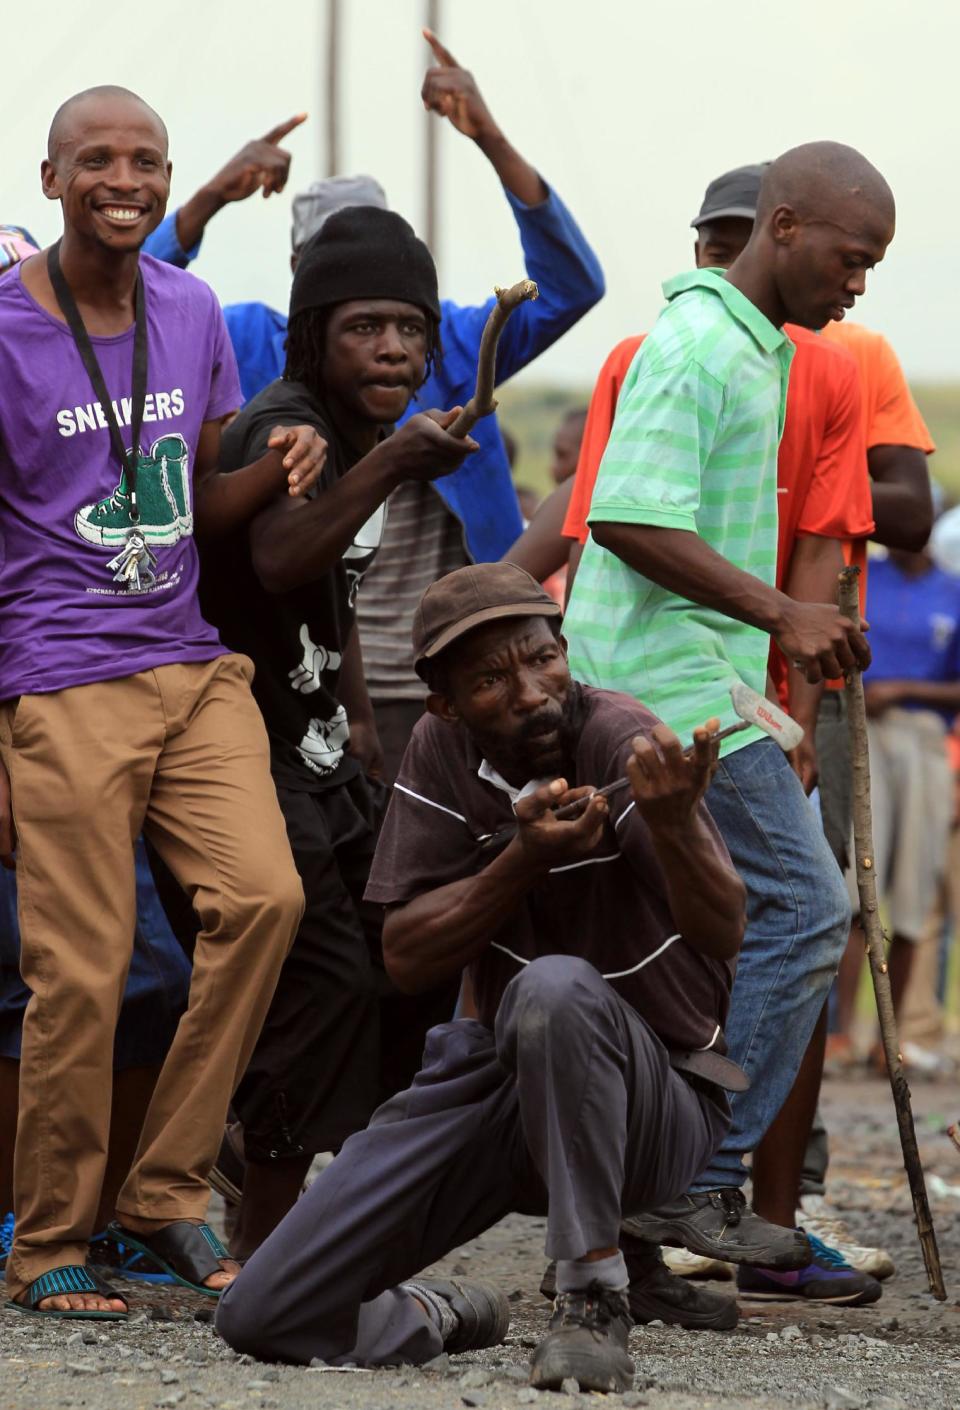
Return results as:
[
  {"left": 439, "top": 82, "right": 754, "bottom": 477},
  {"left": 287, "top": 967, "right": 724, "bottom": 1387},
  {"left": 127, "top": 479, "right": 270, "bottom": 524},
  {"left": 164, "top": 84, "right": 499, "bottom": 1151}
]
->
[
  {"left": 838, "top": 564, "right": 946, "bottom": 1300},
  {"left": 447, "top": 280, "right": 539, "bottom": 438}
]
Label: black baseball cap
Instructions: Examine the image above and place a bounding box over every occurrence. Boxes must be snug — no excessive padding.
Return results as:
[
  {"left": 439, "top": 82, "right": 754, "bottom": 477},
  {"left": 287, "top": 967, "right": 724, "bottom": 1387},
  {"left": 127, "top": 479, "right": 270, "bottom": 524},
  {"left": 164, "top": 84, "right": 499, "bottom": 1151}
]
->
[
  {"left": 412, "top": 564, "right": 562, "bottom": 680},
  {"left": 691, "top": 163, "right": 767, "bottom": 229}
]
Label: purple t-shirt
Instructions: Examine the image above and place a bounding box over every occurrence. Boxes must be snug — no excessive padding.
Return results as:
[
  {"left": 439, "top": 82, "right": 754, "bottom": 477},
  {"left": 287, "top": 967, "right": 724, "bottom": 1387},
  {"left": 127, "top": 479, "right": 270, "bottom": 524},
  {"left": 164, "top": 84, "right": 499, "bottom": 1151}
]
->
[{"left": 0, "top": 254, "right": 241, "bottom": 699}]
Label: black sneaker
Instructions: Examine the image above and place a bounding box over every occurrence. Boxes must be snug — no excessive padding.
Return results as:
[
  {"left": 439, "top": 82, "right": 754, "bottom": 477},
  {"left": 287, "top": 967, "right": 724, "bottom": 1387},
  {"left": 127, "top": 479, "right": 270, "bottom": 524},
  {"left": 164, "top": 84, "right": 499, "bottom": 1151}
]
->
[
  {"left": 405, "top": 1278, "right": 510, "bottom": 1352},
  {"left": 529, "top": 1282, "right": 634, "bottom": 1393},
  {"left": 623, "top": 1190, "right": 812, "bottom": 1269},
  {"left": 540, "top": 1238, "right": 738, "bottom": 1332}
]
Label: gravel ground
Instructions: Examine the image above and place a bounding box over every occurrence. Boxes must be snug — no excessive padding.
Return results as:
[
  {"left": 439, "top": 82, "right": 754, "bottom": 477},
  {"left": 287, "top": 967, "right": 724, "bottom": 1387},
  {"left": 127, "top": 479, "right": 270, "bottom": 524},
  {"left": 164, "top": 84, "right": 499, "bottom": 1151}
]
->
[{"left": 3, "top": 1070, "right": 959, "bottom": 1410}]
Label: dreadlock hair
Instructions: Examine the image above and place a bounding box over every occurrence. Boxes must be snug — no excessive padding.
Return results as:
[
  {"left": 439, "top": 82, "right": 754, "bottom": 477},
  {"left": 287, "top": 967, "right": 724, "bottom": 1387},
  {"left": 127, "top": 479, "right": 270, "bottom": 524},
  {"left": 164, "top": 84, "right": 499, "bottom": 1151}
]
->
[{"left": 283, "top": 307, "right": 444, "bottom": 397}]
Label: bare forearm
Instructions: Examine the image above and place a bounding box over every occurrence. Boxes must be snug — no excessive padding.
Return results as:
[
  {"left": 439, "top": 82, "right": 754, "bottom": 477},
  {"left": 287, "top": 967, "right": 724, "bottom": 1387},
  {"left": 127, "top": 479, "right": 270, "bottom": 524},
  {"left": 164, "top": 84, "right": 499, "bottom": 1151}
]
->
[
  {"left": 383, "top": 841, "right": 546, "bottom": 993},
  {"left": 338, "top": 624, "right": 374, "bottom": 728},
  {"left": 648, "top": 818, "right": 745, "bottom": 961},
  {"left": 475, "top": 129, "right": 548, "bottom": 206},
  {"left": 783, "top": 535, "right": 844, "bottom": 725},
  {"left": 502, "top": 479, "right": 574, "bottom": 581},
  {"left": 868, "top": 446, "right": 933, "bottom": 550},
  {"left": 251, "top": 444, "right": 399, "bottom": 593},
  {"left": 592, "top": 522, "right": 788, "bottom": 634},
  {"left": 194, "top": 448, "right": 288, "bottom": 540},
  {"left": 879, "top": 681, "right": 960, "bottom": 712}
]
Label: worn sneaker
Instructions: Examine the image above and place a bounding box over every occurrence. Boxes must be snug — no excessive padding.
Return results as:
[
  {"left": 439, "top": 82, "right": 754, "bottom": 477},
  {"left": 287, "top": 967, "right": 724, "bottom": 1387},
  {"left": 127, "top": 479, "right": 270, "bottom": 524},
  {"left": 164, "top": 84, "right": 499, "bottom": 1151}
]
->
[
  {"left": 89, "top": 1231, "right": 175, "bottom": 1285},
  {"left": 797, "top": 1195, "right": 895, "bottom": 1280},
  {"left": 208, "top": 1123, "right": 246, "bottom": 1208},
  {"left": 623, "top": 1189, "right": 812, "bottom": 1269},
  {"left": 530, "top": 1282, "right": 634, "bottom": 1393},
  {"left": 540, "top": 1240, "right": 738, "bottom": 1331},
  {"left": 662, "top": 1245, "right": 735, "bottom": 1280},
  {"left": 403, "top": 1278, "right": 510, "bottom": 1352},
  {"left": 737, "top": 1233, "right": 883, "bottom": 1305}
]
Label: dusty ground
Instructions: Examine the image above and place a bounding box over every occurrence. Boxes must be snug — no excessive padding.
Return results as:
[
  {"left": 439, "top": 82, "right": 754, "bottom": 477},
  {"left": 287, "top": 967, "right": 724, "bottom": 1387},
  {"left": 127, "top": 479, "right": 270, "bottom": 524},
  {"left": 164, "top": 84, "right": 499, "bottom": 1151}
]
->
[{"left": 3, "top": 1070, "right": 959, "bottom": 1410}]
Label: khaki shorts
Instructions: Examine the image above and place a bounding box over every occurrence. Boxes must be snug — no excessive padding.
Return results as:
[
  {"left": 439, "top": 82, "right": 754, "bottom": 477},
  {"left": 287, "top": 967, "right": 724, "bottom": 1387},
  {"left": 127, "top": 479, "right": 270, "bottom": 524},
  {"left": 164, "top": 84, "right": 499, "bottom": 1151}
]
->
[{"left": 846, "top": 707, "right": 953, "bottom": 942}]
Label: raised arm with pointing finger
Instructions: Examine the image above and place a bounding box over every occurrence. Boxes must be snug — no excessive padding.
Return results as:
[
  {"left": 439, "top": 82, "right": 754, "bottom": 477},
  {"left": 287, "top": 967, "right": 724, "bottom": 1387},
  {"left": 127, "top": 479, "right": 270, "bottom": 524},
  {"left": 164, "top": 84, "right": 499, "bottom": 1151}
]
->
[
  {"left": 144, "top": 32, "right": 604, "bottom": 561},
  {"left": 144, "top": 114, "right": 307, "bottom": 267}
]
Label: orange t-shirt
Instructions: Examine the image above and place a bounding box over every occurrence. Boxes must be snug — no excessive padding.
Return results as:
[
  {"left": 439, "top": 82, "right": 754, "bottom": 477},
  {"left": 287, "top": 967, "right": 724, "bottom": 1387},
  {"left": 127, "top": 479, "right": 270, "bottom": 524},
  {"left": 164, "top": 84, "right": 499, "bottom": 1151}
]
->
[
  {"left": 819, "top": 320, "right": 936, "bottom": 688},
  {"left": 563, "top": 327, "right": 874, "bottom": 707}
]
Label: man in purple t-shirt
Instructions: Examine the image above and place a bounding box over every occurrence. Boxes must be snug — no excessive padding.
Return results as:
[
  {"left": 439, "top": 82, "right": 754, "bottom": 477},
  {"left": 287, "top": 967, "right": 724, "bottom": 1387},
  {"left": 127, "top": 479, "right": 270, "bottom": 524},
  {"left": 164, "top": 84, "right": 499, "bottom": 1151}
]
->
[{"left": 0, "top": 85, "right": 325, "bottom": 1318}]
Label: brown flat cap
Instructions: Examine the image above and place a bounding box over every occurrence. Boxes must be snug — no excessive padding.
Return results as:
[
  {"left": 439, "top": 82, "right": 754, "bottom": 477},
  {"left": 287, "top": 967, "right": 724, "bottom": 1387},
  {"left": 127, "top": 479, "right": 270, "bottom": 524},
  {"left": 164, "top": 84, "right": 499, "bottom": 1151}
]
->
[{"left": 412, "top": 563, "right": 562, "bottom": 680}]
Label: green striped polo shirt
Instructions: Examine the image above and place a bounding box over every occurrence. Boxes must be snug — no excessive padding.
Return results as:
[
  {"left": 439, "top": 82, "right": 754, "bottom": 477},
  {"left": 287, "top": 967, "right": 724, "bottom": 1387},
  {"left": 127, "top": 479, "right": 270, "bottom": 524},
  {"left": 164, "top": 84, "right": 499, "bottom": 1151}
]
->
[{"left": 564, "top": 269, "right": 794, "bottom": 755}]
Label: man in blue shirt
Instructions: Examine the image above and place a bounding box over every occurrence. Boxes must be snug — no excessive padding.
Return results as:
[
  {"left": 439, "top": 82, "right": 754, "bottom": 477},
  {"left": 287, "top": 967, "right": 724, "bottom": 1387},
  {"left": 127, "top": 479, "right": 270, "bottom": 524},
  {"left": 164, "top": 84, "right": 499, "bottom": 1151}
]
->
[
  {"left": 144, "top": 32, "right": 604, "bottom": 568},
  {"left": 836, "top": 545, "right": 960, "bottom": 1033},
  {"left": 144, "top": 32, "right": 604, "bottom": 779}
]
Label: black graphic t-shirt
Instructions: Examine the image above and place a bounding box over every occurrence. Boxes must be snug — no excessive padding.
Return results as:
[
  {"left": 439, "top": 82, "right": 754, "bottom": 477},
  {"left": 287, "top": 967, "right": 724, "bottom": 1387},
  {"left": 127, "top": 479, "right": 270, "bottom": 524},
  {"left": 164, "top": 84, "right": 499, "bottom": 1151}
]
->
[{"left": 200, "top": 379, "right": 383, "bottom": 791}]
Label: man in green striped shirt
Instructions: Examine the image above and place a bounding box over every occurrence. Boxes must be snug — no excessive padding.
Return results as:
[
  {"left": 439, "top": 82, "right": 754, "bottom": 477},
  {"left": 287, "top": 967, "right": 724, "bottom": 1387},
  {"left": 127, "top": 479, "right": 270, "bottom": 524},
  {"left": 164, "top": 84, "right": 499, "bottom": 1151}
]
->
[
  {"left": 563, "top": 141, "right": 892, "bottom": 1280},
  {"left": 564, "top": 266, "right": 792, "bottom": 750}
]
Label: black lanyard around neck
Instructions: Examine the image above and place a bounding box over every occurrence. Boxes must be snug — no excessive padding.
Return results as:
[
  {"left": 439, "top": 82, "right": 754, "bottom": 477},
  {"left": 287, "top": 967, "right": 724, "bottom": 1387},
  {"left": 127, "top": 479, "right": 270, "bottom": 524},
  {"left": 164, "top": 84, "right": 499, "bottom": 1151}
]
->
[{"left": 47, "top": 240, "right": 148, "bottom": 524}]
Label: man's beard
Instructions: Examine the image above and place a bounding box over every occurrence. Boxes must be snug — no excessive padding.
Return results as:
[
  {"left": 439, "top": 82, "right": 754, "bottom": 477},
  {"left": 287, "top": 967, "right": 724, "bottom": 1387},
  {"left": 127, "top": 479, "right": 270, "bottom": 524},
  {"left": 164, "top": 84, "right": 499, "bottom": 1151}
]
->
[{"left": 476, "top": 684, "right": 583, "bottom": 783}]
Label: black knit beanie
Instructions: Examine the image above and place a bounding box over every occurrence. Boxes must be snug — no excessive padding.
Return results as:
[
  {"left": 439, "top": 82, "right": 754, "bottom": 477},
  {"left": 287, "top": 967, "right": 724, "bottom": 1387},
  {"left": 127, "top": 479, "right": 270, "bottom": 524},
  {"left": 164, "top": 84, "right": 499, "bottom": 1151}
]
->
[{"left": 289, "top": 206, "right": 440, "bottom": 322}]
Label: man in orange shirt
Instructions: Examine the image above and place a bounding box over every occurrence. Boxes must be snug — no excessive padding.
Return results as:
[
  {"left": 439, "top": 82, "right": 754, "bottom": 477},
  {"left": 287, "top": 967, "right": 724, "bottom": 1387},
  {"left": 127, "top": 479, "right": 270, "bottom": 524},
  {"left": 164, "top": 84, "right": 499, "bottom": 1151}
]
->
[{"left": 560, "top": 164, "right": 884, "bottom": 1306}]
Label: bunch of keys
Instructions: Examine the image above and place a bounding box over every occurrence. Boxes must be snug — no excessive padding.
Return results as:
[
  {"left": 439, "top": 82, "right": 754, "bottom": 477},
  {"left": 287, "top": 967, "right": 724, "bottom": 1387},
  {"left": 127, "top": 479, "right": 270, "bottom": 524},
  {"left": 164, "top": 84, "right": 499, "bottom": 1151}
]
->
[{"left": 107, "top": 531, "right": 158, "bottom": 593}]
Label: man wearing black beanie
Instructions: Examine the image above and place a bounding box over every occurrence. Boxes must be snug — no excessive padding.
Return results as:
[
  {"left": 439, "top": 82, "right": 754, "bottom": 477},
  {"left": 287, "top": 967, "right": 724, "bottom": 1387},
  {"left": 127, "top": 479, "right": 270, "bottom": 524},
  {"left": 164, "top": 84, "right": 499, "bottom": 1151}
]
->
[{"left": 194, "top": 204, "right": 478, "bottom": 1259}]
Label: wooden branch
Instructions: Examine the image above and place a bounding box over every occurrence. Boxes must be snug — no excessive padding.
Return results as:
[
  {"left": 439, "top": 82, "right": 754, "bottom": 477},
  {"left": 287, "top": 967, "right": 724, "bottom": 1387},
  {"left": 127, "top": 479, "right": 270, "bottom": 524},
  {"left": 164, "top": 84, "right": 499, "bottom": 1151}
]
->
[
  {"left": 447, "top": 280, "right": 539, "bottom": 439},
  {"left": 839, "top": 564, "right": 947, "bottom": 1301}
]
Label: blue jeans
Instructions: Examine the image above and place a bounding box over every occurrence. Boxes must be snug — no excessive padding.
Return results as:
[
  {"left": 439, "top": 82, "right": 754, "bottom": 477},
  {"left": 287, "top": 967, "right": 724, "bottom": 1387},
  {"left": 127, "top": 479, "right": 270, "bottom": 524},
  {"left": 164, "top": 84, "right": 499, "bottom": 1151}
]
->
[
  {"left": 691, "top": 738, "right": 850, "bottom": 1192},
  {"left": 0, "top": 838, "right": 190, "bottom": 1068}
]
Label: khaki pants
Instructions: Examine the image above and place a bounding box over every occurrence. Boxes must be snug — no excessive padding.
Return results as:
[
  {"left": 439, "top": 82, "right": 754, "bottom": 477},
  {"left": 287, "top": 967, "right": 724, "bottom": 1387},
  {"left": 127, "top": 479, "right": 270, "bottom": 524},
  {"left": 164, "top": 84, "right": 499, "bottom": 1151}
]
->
[{"left": 0, "top": 656, "right": 303, "bottom": 1299}]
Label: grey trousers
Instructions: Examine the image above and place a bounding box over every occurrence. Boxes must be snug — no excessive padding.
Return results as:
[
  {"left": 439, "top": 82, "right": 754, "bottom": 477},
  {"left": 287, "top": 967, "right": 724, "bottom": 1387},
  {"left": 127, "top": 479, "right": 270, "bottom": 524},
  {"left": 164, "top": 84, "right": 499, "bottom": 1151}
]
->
[{"left": 216, "top": 955, "right": 729, "bottom": 1367}]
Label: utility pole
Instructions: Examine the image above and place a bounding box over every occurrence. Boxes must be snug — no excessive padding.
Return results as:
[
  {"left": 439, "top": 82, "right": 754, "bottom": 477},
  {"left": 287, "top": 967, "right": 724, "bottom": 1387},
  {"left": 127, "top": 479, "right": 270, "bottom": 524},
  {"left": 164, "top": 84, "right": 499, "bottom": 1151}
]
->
[
  {"left": 325, "top": 0, "right": 340, "bottom": 176},
  {"left": 424, "top": 0, "right": 440, "bottom": 259}
]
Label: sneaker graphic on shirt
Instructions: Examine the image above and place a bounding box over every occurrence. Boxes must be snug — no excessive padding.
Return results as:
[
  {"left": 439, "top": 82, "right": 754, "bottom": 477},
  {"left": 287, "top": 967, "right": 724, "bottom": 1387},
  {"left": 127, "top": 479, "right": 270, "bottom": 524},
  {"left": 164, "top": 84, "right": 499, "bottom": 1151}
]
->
[
  {"left": 74, "top": 434, "right": 189, "bottom": 548},
  {"left": 152, "top": 434, "right": 192, "bottom": 536}
]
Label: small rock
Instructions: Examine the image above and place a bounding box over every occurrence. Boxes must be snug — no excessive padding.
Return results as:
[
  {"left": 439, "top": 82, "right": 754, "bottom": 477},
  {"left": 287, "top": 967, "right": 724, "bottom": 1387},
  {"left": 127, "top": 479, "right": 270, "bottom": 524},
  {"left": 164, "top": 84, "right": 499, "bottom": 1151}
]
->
[
  {"left": 645, "top": 1319, "right": 664, "bottom": 1329},
  {"left": 258, "top": 1369, "right": 280, "bottom": 1383},
  {"left": 245, "top": 1380, "right": 272, "bottom": 1391},
  {"left": 161, "top": 1370, "right": 180, "bottom": 1385},
  {"left": 308, "top": 1358, "right": 326, "bottom": 1368},
  {"left": 561, "top": 1378, "right": 580, "bottom": 1395},
  {"left": 508, "top": 1288, "right": 525, "bottom": 1303},
  {"left": 881, "top": 1317, "right": 900, "bottom": 1333},
  {"left": 460, "top": 1368, "right": 492, "bottom": 1388},
  {"left": 129, "top": 1312, "right": 150, "bottom": 1326},
  {"left": 66, "top": 1332, "right": 84, "bottom": 1349},
  {"left": 501, "top": 1365, "right": 528, "bottom": 1381},
  {"left": 461, "top": 1395, "right": 487, "bottom": 1409},
  {"left": 81, "top": 1327, "right": 98, "bottom": 1345},
  {"left": 65, "top": 1362, "right": 100, "bottom": 1376},
  {"left": 156, "top": 1396, "right": 185, "bottom": 1409},
  {"left": 781, "top": 1325, "right": 804, "bottom": 1341},
  {"left": 517, "top": 1391, "right": 539, "bottom": 1405},
  {"left": 193, "top": 1307, "right": 214, "bottom": 1325},
  {"left": 424, "top": 1353, "right": 452, "bottom": 1373},
  {"left": 520, "top": 1335, "right": 538, "bottom": 1349}
]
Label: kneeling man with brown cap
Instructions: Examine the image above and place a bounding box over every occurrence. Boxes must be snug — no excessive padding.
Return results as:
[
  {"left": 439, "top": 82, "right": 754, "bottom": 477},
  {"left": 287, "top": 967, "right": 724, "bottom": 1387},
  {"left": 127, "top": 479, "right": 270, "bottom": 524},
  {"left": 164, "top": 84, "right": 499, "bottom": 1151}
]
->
[{"left": 217, "top": 563, "right": 746, "bottom": 1393}]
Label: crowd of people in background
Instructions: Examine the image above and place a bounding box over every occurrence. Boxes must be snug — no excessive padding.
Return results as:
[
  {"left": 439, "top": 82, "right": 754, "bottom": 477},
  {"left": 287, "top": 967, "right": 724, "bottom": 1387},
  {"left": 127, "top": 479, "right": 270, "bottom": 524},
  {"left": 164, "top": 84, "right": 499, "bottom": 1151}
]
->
[{"left": 0, "top": 25, "right": 956, "bottom": 1397}]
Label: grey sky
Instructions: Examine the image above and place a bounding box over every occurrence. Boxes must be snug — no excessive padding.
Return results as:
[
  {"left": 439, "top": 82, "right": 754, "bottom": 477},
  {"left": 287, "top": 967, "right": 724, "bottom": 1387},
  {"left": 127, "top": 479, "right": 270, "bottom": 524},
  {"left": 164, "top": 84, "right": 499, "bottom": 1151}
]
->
[{"left": 7, "top": 0, "right": 955, "bottom": 384}]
